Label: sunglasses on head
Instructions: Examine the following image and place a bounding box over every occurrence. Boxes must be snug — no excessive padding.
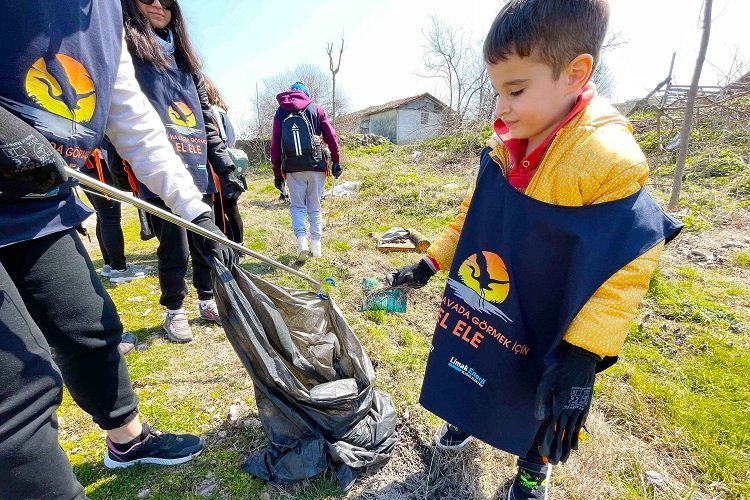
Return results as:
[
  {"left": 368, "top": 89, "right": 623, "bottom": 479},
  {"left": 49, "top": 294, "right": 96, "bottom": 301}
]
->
[{"left": 137, "top": 0, "right": 174, "bottom": 10}]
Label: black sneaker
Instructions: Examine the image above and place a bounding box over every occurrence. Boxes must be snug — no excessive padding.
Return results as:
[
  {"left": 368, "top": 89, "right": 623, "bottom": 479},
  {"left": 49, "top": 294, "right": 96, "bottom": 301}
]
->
[
  {"left": 104, "top": 424, "right": 205, "bottom": 468},
  {"left": 434, "top": 422, "right": 473, "bottom": 450},
  {"left": 507, "top": 459, "right": 551, "bottom": 500}
]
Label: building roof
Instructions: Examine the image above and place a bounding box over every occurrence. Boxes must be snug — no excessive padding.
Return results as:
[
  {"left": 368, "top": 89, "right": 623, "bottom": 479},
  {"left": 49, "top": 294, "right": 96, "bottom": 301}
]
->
[{"left": 353, "top": 93, "right": 449, "bottom": 118}]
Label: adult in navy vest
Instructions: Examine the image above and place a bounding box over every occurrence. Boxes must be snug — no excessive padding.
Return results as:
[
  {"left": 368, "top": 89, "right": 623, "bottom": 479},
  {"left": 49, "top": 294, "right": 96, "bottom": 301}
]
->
[
  {"left": 0, "top": 1, "right": 233, "bottom": 498},
  {"left": 122, "top": 0, "right": 244, "bottom": 343},
  {"left": 270, "top": 82, "right": 342, "bottom": 260}
]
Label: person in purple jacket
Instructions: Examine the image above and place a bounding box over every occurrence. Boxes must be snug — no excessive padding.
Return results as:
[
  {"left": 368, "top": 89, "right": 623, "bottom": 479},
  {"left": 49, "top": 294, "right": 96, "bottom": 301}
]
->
[{"left": 270, "top": 82, "right": 342, "bottom": 260}]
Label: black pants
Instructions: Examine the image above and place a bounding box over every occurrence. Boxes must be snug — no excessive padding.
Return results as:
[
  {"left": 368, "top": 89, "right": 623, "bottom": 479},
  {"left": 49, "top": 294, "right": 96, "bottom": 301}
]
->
[
  {"left": 147, "top": 196, "right": 213, "bottom": 310},
  {"left": 0, "top": 230, "right": 139, "bottom": 499},
  {"left": 83, "top": 187, "right": 126, "bottom": 270},
  {"left": 214, "top": 195, "right": 244, "bottom": 244}
]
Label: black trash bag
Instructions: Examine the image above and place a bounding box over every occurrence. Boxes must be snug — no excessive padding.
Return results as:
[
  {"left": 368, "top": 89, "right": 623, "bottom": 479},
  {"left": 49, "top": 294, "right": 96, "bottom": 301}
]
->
[{"left": 211, "top": 261, "right": 398, "bottom": 490}]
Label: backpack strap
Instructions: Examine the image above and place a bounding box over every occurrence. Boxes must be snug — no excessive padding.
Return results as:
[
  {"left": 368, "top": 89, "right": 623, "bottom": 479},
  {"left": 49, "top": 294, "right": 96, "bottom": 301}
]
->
[{"left": 304, "top": 103, "right": 319, "bottom": 135}]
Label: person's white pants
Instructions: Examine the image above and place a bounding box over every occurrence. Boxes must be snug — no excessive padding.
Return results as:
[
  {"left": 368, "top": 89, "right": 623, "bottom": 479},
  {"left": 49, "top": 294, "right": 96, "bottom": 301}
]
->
[{"left": 285, "top": 171, "right": 325, "bottom": 241}]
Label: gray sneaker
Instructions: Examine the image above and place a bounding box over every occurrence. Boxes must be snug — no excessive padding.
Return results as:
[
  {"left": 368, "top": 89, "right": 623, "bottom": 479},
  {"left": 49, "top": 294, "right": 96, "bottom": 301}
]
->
[
  {"left": 101, "top": 264, "right": 112, "bottom": 278},
  {"left": 163, "top": 311, "right": 193, "bottom": 343},
  {"left": 110, "top": 264, "right": 148, "bottom": 284},
  {"left": 199, "top": 300, "right": 221, "bottom": 324},
  {"left": 118, "top": 332, "right": 137, "bottom": 355}
]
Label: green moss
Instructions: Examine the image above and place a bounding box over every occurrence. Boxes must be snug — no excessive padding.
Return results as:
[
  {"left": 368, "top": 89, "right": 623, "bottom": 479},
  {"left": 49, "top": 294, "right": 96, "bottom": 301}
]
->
[{"left": 734, "top": 251, "right": 750, "bottom": 268}]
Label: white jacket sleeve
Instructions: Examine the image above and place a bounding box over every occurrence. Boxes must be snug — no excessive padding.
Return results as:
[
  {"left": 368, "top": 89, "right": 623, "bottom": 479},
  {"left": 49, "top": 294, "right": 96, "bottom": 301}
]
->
[{"left": 104, "top": 36, "right": 209, "bottom": 222}]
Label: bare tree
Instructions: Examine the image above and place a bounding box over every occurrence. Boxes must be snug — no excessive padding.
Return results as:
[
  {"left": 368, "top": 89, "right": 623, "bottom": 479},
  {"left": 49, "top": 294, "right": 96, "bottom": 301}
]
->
[
  {"left": 669, "top": 0, "right": 713, "bottom": 211},
  {"left": 591, "top": 59, "right": 615, "bottom": 99},
  {"left": 247, "top": 64, "right": 350, "bottom": 139},
  {"left": 717, "top": 46, "right": 748, "bottom": 87},
  {"left": 420, "top": 16, "right": 489, "bottom": 125},
  {"left": 592, "top": 32, "right": 626, "bottom": 100},
  {"left": 326, "top": 38, "right": 344, "bottom": 128}
]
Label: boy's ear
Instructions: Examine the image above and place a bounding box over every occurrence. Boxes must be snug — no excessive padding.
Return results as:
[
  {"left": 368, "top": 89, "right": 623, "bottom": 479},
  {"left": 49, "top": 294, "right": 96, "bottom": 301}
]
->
[{"left": 565, "top": 54, "right": 594, "bottom": 91}]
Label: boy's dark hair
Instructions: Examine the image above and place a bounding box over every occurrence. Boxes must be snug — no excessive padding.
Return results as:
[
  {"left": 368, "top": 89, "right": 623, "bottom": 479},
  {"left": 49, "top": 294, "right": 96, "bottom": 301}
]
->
[{"left": 483, "top": 0, "right": 609, "bottom": 77}]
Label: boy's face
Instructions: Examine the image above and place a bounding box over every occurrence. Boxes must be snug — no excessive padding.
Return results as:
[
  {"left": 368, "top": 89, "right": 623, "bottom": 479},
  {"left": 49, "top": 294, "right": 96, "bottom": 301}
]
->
[{"left": 488, "top": 53, "right": 586, "bottom": 149}]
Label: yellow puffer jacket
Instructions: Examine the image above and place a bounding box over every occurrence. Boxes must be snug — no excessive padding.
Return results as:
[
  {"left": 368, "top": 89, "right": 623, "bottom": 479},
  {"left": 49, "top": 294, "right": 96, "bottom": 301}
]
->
[{"left": 427, "top": 97, "right": 662, "bottom": 358}]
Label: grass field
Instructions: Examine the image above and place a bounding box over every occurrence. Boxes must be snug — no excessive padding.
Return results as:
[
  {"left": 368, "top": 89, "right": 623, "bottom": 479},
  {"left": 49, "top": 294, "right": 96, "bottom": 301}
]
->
[{"left": 59, "top": 120, "right": 750, "bottom": 498}]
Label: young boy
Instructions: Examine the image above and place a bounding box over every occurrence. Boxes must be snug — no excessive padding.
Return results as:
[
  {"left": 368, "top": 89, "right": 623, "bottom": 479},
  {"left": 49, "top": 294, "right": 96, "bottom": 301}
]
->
[{"left": 389, "top": 1, "right": 681, "bottom": 498}]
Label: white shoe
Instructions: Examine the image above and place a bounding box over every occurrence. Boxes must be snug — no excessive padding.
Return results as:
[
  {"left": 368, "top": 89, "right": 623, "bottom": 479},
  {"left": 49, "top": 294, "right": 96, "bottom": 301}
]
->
[
  {"left": 311, "top": 240, "right": 322, "bottom": 257},
  {"left": 296, "top": 236, "right": 311, "bottom": 262}
]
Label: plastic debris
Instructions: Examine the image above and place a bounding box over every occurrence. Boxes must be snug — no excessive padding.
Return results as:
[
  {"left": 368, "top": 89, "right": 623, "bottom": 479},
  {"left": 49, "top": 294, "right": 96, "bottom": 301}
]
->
[
  {"left": 326, "top": 181, "right": 361, "bottom": 198},
  {"left": 361, "top": 277, "right": 408, "bottom": 314}
]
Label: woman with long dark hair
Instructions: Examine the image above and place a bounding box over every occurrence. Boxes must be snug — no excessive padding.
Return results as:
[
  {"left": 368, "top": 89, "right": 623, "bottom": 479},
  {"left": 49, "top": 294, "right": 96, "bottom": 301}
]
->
[{"left": 121, "top": 0, "right": 244, "bottom": 343}]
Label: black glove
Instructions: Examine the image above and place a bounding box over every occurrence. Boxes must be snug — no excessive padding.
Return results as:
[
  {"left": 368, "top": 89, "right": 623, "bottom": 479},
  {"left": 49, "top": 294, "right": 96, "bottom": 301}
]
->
[
  {"left": 331, "top": 162, "right": 343, "bottom": 179},
  {"left": 274, "top": 176, "right": 284, "bottom": 191},
  {"left": 191, "top": 212, "right": 235, "bottom": 267},
  {"left": 387, "top": 257, "right": 436, "bottom": 288},
  {"left": 0, "top": 104, "right": 68, "bottom": 199},
  {"left": 534, "top": 342, "right": 599, "bottom": 464},
  {"left": 220, "top": 171, "right": 245, "bottom": 200}
]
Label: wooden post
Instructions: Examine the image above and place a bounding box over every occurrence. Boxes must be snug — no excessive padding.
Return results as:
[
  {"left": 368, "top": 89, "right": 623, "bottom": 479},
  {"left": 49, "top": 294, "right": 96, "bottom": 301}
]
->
[{"left": 668, "top": 0, "right": 713, "bottom": 211}]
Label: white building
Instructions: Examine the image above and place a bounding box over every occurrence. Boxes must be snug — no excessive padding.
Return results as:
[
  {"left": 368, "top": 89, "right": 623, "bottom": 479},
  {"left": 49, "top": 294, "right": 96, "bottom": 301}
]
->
[{"left": 346, "top": 93, "right": 449, "bottom": 144}]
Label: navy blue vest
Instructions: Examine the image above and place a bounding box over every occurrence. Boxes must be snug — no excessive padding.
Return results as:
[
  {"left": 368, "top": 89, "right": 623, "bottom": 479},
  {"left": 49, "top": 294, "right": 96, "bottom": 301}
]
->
[
  {"left": 419, "top": 148, "right": 682, "bottom": 457},
  {"left": 0, "top": 0, "right": 122, "bottom": 247},
  {"left": 132, "top": 57, "right": 213, "bottom": 197}
]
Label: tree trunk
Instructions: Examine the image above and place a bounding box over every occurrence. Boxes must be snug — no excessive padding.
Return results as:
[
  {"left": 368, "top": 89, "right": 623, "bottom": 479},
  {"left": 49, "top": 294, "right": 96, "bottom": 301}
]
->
[
  {"left": 255, "top": 82, "right": 267, "bottom": 160},
  {"left": 668, "top": 0, "right": 713, "bottom": 211},
  {"left": 332, "top": 77, "right": 337, "bottom": 129},
  {"left": 327, "top": 39, "right": 344, "bottom": 130}
]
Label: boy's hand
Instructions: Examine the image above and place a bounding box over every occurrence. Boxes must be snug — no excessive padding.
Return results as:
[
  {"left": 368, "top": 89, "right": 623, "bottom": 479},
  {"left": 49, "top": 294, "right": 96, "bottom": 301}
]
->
[
  {"left": 387, "top": 257, "right": 436, "bottom": 288},
  {"left": 534, "top": 342, "right": 599, "bottom": 464},
  {"left": 274, "top": 177, "right": 284, "bottom": 191}
]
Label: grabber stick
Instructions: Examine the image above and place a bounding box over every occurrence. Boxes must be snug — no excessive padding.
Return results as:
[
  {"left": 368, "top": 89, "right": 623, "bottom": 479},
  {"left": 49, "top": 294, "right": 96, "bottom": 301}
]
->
[{"left": 66, "top": 167, "right": 321, "bottom": 289}]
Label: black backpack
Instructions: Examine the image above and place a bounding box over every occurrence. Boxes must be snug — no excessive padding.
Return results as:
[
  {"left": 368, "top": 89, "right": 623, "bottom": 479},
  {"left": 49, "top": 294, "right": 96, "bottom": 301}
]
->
[{"left": 280, "top": 104, "right": 322, "bottom": 172}]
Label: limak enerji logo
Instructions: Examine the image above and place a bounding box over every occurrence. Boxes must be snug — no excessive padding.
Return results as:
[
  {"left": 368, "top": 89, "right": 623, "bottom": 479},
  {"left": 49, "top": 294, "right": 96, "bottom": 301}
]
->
[
  {"left": 448, "top": 356, "right": 486, "bottom": 387},
  {"left": 167, "top": 101, "right": 196, "bottom": 127},
  {"left": 25, "top": 54, "right": 96, "bottom": 123},
  {"left": 447, "top": 251, "right": 513, "bottom": 323}
]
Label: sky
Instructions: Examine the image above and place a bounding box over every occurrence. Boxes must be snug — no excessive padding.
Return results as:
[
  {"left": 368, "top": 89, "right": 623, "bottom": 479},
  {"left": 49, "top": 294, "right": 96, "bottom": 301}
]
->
[{"left": 178, "top": 0, "right": 749, "bottom": 127}]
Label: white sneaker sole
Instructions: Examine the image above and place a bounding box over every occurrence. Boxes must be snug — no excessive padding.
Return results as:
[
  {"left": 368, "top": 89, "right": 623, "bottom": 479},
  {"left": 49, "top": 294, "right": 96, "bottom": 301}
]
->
[
  {"left": 103, "top": 448, "right": 203, "bottom": 469},
  {"left": 434, "top": 423, "right": 473, "bottom": 450},
  {"left": 163, "top": 326, "right": 193, "bottom": 343}
]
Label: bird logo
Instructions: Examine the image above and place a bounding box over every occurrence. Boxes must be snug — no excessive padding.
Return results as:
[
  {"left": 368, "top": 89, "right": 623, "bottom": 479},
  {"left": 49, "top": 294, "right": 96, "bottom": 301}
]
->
[
  {"left": 167, "top": 101, "right": 196, "bottom": 127},
  {"left": 25, "top": 54, "right": 96, "bottom": 123},
  {"left": 457, "top": 251, "right": 510, "bottom": 304}
]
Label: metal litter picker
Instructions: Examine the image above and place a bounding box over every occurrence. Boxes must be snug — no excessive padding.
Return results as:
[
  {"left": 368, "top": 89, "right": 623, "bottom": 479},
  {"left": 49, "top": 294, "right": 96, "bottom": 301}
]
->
[{"left": 67, "top": 167, "right": 398, "bottom": 489}]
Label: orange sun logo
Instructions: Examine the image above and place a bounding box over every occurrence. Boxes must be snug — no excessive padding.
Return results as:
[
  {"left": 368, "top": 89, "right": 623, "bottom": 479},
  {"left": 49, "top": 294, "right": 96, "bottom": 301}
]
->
[
  {"left": 168, "top": 101, "right": 196, "bottom": 127},
  {"left": 457, "top": 251, "right": 510, "bottom": 304},
  {"left": 25, "top": 54, "right": 96, "bottom": 123}
]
